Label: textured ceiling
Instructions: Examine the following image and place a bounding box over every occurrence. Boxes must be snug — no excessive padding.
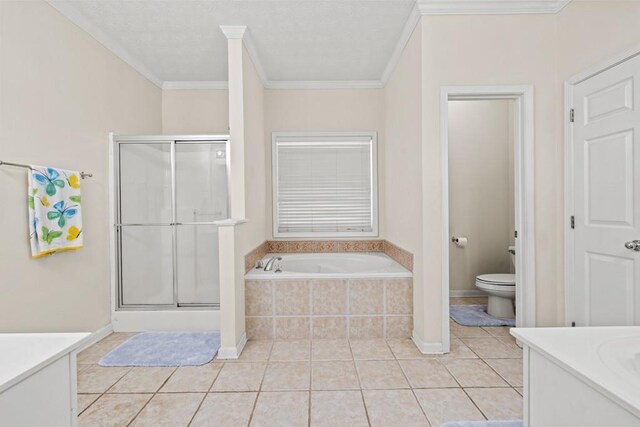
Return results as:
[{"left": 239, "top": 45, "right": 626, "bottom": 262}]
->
[{"left": 49, "top": 0, "right": 416, "bottom": 83}]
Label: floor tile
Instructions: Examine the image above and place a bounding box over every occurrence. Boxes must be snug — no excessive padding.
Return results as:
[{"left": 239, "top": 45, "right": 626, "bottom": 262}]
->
[
  {"left": 362, "top": 389, "right": 429, "bottom": 426},
  {"left": 485, "top": 358, "right": 523, "bottom": 387},
  {"left": 443, "top": 359, "right": 508, "bottom": 387},
  {"left": 481, "top": 327, "right": 513, "bottom": 338},
  {"left": 210, "top": 362, "right": 266, "bottom": 392},
  {"left": 466, "top": 387, "right": 523, "bottom": 420},
  {"left": 262, "top": 362, "right": 310, "bottom": 391},
  {"left": 415, "top": 388, "right": 485, "bottom": 426},
  {"left": 78, "top": 393, "right": 151, "bottom": 427},
  {"left": 270, "top": 340, "right": 311, "bottom": 361},
  {"left": 312, "top": 361, "right": 360, "bottom": 390},
  {"left": 515, "top": 387, "right": 523, "bottom": 396},
  {"left": 251, "top": 391, "right": 309, "bottom": 427},
  {"left": 432, "top": 339, "right": 478, "bottom": 361},
  {"left": 312, "top": 339, "right": 352, "bottom": 360},
  {"left": 399, "top": 359, "right": 458, "bottom": 388},
  {"left": 387, "top": 339, "right": 427, "bottom": 359},
  {"left": 159, "top": 363, "right": 222, "bottom": 392},
  {"left": 77, "top": 394, "right": 100, "bottom": 414},
  {"left": 190, "top": 392, "right": 257, "bottom": 427},
  {"left": 77, "top": 343, "right": 117, "bottom": 364},
  {"left": 233, "top": 340, "right": 273, "bottom": 361},
  {"left": 77, "top": 365, "right": 131, "bottom": 394},
  {"left": 461, "top": 338, "right": 522, "bottom": 359},
  {"left": 108, "top": 367, "right": 176, "bottom": 393},
  {"left": 130, "top": 393, "right": 204, "bottom": 426},
  {"left": 349, "top": 339, "right": 394, "bottom": 360},
  {"left": 98, "top": 332, "right": 137, "bottom": 347},
  {"left": 310, "top": 390, "right": 369, "bottom": 427},
  {"left": 450, "top": 321, "right": 491, "bottom": 338},
  {"left": 356, "top": 360, "right": 409, "bottom": 389}
]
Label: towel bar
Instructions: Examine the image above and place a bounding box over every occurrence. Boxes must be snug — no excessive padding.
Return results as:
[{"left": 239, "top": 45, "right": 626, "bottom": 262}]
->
[{"left": 0, "top": 160, "right": 93, "bottom": 179}]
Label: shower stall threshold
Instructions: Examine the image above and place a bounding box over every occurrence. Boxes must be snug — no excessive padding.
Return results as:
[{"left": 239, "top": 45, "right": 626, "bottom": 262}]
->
[{"left": 112, "top": 309, "right": 220, "bottom": 332}]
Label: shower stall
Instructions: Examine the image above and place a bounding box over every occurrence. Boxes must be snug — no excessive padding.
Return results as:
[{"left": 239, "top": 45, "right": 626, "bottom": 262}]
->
[{"left": 112, "top": 135, "right": 229, "bottom": 314}]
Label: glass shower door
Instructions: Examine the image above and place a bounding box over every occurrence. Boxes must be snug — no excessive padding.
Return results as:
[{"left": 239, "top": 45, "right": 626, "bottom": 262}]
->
[
  {"left": 116, "top": 138, "right": 228, "bottom": 309},
  {"left": 118, "top": 143, "right": 174, "bottom": 306},
  {"left": 175, "top": 142, "right": 228, "bottom": 306}
]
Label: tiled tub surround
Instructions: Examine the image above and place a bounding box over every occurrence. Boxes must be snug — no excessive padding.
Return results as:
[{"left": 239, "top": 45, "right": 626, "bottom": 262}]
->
[
  {"left": 244, "top": 240, "right": 413, "bottom": 273},
  {"left": 245, "top": 278, "right": 413, "bottom": 340}
]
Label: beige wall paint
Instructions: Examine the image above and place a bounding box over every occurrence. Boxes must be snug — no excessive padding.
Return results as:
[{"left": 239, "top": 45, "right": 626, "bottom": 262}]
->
[
  {"left": 264, "top": 88, "right": 386, "bottom": 239},
  {"left": 162, "top": 89, "right": 229, "bottom": 135},
  {"left": 0, "top": 1, "right": 161, "bottom": 332},
  {"left": 557, "top": 0, "right": 640, "bottom": 79},
  {"left": 448, "top": 100, "right": 514, "bottom": 293},
  {"left": 416, "top": 0, "right": 640, "bottom": 343},
  {"left": 420, "top": 13, "right": 561, "bottom": 341},
  {"left": 382, "top": 24, "right": 423, "bottom": 338},
  {"left": 238, "top": 46, "right": 268, "bottom": 252}
]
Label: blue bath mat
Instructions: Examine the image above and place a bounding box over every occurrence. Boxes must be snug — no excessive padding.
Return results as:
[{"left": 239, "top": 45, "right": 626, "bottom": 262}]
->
[
  {"left": 442, "top": 422, "right": 522, "bottom": 427},
  {"left": 99, "top": 332, "right": 220, "bottom": 367},
  {"left": 450, "top": 305, "right": 515, "bottom": 327}
]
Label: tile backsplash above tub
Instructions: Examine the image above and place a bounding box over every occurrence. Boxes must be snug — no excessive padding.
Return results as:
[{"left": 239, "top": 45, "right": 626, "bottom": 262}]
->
[{"left": 244, "top": 240, "right": 413, "bottom": 273}]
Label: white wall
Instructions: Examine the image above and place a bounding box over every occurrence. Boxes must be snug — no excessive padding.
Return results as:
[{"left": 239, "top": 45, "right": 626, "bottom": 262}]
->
[
  {"left": 448, "top": 100, "right": 514, "bottom": 293},
  {"left": 0, "top": 1, "right": 162, "bottom": 332},
  {"left": 162, "top": 89, "right": 229, "bottom": 135}
]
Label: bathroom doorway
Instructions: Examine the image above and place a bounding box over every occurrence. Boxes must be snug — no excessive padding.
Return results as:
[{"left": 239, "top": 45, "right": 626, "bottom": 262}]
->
[{"left": 441, "top": 86, "right": 536, "bottom": 353}]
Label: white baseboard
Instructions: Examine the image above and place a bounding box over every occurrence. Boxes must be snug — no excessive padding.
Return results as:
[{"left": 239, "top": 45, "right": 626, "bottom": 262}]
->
[
  {"left": 77, "top": 323, "right": 113, "bottom": 352},
  {"left": 217, "top": 331, "right": 247, "bottom": 360},
  {"left": 450, "top": 290, "right": 486, "bottom": 298},
  {"left": 112, "top": 310, "right": 220, "bottom": 332},
  {"left": 412, "top": 331, "right": 444, "bottom": 354}
]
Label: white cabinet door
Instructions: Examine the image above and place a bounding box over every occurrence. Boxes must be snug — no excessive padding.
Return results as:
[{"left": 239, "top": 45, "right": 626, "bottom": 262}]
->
[{"left": 572, "top": 54, "right": 640, "bottom": 326}]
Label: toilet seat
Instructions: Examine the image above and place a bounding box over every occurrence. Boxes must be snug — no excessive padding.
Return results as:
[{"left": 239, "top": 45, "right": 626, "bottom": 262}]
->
[{"left": 476, "top": 273, "right": 515, "bottom": 286}]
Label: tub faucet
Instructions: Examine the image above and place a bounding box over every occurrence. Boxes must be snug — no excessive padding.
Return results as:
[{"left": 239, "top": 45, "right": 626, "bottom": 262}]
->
[{"left": 264, "top": 256, "right": 282, "bottom": 272}]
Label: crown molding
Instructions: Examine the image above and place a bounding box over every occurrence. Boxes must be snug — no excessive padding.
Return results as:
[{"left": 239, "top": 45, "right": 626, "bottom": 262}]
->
[
  {"left": 416, "top": 0, "right": 571, "bottom": 15},
  {"left": 220, "top": 25, "right": 268, "bottom": 86},
  {"left": 162, "top": 81, "right": 229, "bottom": 90},
  {"left": 220, "top": 25, "right": 247, "bottom": 40},
  {"left": 380, "top": 3, "right": 420, "bottom": 86},
  {"left": 264, "top": 80, "right": 384, "bottom": 90},
  {"left": 46, "top": 0, "right": 163, "bottom": 88}
]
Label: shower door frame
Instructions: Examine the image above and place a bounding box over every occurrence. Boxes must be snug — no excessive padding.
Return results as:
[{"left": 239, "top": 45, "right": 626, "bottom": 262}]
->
[{"left": 111, "top": 134, "right": 230, "bottom": 311}]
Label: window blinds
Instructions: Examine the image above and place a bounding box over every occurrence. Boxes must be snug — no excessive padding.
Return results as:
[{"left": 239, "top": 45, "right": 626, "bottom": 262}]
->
[{"left": 274, "top": 135, "right": 376, "bottom": 236}]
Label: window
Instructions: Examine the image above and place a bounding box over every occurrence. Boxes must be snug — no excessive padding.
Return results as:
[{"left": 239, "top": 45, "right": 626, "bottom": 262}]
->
[{"left": 272, "top": 132, "right": 378, "bottom": 237}]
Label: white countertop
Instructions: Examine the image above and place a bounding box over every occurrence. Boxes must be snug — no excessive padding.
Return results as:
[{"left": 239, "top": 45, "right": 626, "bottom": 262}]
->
[
  {"left": 511, "top": 326, "right": 640, "bottom": 418},
  {"left": 0, "top": 333, "right": 90, "bottom": 393}
]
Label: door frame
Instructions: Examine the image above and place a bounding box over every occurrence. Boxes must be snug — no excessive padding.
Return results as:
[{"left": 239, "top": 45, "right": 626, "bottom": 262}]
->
[
  {"left": 564, "top": 44, "right": 640, "bottom": 326},
  {"left": 441, "top": 85, "right": 536, "bottom": 352}
]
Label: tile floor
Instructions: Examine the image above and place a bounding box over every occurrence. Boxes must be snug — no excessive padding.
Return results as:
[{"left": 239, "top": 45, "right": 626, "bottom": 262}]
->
[{"left": 77, "top": 298, "right": 522, "bottom": 427}]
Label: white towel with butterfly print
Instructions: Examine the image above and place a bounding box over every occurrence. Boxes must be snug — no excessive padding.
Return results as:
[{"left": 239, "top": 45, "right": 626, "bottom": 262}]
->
[{"left": 28, "top": 165, "right": 83, "bottom": 258}]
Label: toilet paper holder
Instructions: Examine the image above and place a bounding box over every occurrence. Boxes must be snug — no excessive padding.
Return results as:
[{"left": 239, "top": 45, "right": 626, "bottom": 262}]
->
[{"left": 451, "top": 236, "right": 468, "bottom": 247}]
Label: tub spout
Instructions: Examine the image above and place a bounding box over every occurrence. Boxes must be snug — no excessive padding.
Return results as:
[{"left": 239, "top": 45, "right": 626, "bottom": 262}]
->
[{"left": 264, "top": 256, "right": 282, "bottom": 272}]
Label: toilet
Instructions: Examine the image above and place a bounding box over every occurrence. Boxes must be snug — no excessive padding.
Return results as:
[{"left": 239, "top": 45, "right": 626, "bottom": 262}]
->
[{"left": 475, "top": 246, "right": 516, "bottom": 319}]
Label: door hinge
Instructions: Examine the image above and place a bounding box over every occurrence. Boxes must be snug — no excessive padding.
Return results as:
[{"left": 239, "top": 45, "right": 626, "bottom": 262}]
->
[
  {"left": 569, "top": 108, "right": 575, "bottom": 123},
  {"left": 514, "top": 230, "right": 518, "bottom": 238},
  {"left": 570, "top": 215, "right": 575, "bottom": 229},
  {"left": 571, "top": 322, "right": 576, "bottom": 327}
]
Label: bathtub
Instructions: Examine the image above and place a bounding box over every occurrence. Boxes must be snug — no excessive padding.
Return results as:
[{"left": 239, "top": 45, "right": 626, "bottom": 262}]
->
[
  {"left": 244, "top": 252, "right": 413, "bottom": 340},
  {"left": 245, "top": 252, "right": 412, "bottom": 280}
]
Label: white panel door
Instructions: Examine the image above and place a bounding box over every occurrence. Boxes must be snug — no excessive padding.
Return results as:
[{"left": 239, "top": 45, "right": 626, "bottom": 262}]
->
[{"left": 572, "top": 54, "right": 640, "bottom": 326}]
